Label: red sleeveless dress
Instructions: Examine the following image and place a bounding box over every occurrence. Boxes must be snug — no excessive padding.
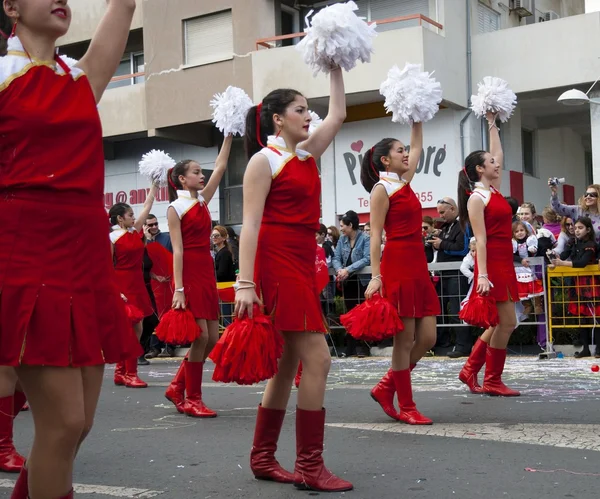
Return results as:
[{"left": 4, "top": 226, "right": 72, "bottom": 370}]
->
[
  {"left": 110, "top": 228, "right": 154, "bottom": 317},
  {"left": 471, "top": 184, "right": 518, "bottom": 302},
  {"left": 170, "top": 191, "right": 219, "bottom": 320},
  {"left": 0, "top": 37, "right": 141, "bottom": 366},
  {"left": 378, "top": 173, "right": 441, "bottom": 318},
  {"left": 254, "top": 136, "right": 326, "bottom": 333}
]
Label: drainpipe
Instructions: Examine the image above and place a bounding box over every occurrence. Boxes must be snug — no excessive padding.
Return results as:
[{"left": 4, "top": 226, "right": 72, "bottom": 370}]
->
[{"left": 459, "top": 0, "right": 473, "bottom": 162}]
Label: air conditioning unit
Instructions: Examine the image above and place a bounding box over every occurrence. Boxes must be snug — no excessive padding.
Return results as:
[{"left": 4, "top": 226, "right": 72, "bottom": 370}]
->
[
  {"left": 545, "top": 11, "right": 560, "bottom": 21},
  {"left": 512, "top": 0, "right": 534, "bottom": 17}
]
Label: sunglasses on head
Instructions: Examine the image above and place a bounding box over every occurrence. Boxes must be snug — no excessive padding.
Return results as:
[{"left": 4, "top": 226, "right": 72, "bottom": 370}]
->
[
  {"left": 437, "top": 199, "right": 452, "bottom": 206},
  {"left": 585, "top": 192, "right": 599, "bottom": 198}
]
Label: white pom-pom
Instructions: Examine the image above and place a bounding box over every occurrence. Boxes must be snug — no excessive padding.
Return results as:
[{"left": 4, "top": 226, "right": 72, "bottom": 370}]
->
[
  {"left": 471, "top": 77, "right": 517, "bottom": 123},
  {"left": 379, "top": 63, "right": 443, "bottom": 125},
  {"left": 59, "top": 55, "right": 79, "bottom": 68},
  {"left": 296, "top": 1, "right": 377, "bottom": 76},
  {"left": 210, "top": 86, "right": 253, "bottom": 137},
  {"left": 308, "top": 110, "right": 323, "bottom": 135},
  {"left": 138, "top": 150, "right": 176, "bottom": 187}
]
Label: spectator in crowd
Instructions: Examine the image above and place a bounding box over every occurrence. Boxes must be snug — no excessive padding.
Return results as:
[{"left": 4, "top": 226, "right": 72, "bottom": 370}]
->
[
  {"left": 363, "top": 222, "right": 371, "bottom": 236},
  {"left": 430, "top": 198, "right": 471, "bottom": 357},
  {"left": 422, "top": 216, "right": 435, "bottom": 236},
  {"left": 518, "top": 202, "right": 540, "bottom": 230},
  {"left": 332, "top": 210, "right": 371, "bottom": 357},
  {"left": 550, "top": 181, "right": 600, "bottom": 245},
  {"left": 316, "top": 224, "right": 335, "bottom": 265},
  {"left": 542, "top": 206, "right": 562, "bottom": 239},
  {"left": 505, "top": 196, "right": 519, "bottom": 223},
  {"left": 555, "top": 217, "right": 575, "bottom": 255},
  {"left": 422, "top": 216, "right": 436, "bottom": 263},
  {"left": 225, "top": 226, "right": 239, "bottom": 269},
  {"left": 145, "top": 214, "right": 173, "bottom": 251},
  {"left": 212, "top": 225, "right": 236, "bottom": 283},
  {"left": 327, "top": 225, "right": 340, "bottom": 250}
]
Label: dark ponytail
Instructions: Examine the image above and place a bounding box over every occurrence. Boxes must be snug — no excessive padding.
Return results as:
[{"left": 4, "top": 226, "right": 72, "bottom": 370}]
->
[
  {"left": 244, "top": 88, "right": 304, "bottom": 160},
  {"left": 108, "top": 203, "right": 132, "bottom": 226},
  {"left": 360, "top": 138, "right": 397, "bottom": 192},
  {"left": 457, "top": 150, "right": 487, "bottom": 231},
  {"left": 168, "top": 159, "right": 194, "bottom": 202},
  {"left": 0, "top": 8, "right": 12, "bottom": 57}
]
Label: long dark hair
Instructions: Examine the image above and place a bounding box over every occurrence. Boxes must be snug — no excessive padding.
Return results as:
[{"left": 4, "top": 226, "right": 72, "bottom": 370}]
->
[
  {"left": 244, "top": 88, "right": 303, "bottom": 159},
  {"left": 167, "top": 159, "right": 194, "bottom": 202},
  {"left": 575, "top": 216, "right": 595, "bottom": 242},
  {"left": 108, "top": 203, "right": 132, "bottom": 226},
  {"left": 360, "top": 138, "right": 398, "bottom": 192},
  {"left": 0, "top": 8, "right": 12, "bottom": 56},
  {"left": 457, "top": 150, "right": 487, "bottom": 231}
]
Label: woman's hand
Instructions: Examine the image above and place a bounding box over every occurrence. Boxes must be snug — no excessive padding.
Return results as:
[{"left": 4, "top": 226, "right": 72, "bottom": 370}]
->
[
  {"left": 476, "top": 276, "right": 491, "bottom": 295},
  {"left": 548, "top": 178, "right": 558, "bottom": 196},
  {"left": 364, "top": 278, "right": 382, "bottom": 300},
  {"left": 234, "top": 287, "right": 262, "bottom": 319},
  {"left": 120, "top": 293, "right": 128, "bottom": 302},
  {"left": 172, "top": 290, "right": 186, "bottom": 309},
  {"left": 336, "top": 268, "right": 350, "bottom": 281},
  {"left": 485, "top": 111, "right": 498, "bottom": 126},
  {"left": 551, "top": 258, "right": 563, "bottom": 267}
]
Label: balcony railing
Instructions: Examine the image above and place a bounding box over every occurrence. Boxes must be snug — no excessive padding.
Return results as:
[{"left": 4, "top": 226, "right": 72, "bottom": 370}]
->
[
  {"left": 255, "top": 14, "right": 444, "bottom": 50},
  {"left": 110, "top": 71, "right": 145, "bottom": 83}
]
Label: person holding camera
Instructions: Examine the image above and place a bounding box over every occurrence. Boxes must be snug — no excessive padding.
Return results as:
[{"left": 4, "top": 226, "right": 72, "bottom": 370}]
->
[{"left": 550, "top": 179, "right": 600, "bottom": 244}]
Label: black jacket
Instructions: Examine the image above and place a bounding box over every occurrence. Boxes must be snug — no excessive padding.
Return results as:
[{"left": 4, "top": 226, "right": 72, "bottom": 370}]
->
[
  {"left": 560, "top": 239, "right": 597, "bottom": 268},
  {"left": 215, "top": 247, "right": 236, "bottom": 282},
  {"left": 436, "top": 219, "right": 470, "bottom": 263}
]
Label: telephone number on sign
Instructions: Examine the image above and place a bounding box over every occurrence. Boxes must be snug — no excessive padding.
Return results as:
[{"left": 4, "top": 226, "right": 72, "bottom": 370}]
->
[{"left": 414, "top": 191, "right": 433, "bottom": 203}]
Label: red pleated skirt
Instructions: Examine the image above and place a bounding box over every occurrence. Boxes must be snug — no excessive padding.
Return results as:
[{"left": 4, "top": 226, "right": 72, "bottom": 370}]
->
[
  {"left": 0, "top": 192, "right": 142, "bottom": 366},
  {"left": 183, "top": 248, "right": 219, "bottom": 321},
  {"left": 474, "top": 241, "right": 519, "bottom": 303},
  {"left": 114, "top": 268, "right": 154, "bottom": 318},
  {"left": 381, "top": 241, "right": 440, "bottom": 318},
  {"left": 255, "top": 224, "right": 326, "bottom": 333}
]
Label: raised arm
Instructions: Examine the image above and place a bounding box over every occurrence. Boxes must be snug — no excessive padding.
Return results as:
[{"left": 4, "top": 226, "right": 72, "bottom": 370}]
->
[
  {"left": 487, "top": 111, "right": 504, "bottom": 191},
  {"left": 77, "top": 0, "right": 137, "bottom": 103},
  {"left": 167, "top": 208, "right": 185, "bottom": 309},
  {"left": 403, "top": 122, "right": 423, "bottom": 183},
  {"left": 298, "top": 68, "right": 346, "bottom": 160},
  {"left": 467, "top": 196, "right": 490, "bottom": 295},
  {"left": 201, "top": 135, "right": 233, "bottom": 204},
  {"left": 133, "top": 184, "right": 158, "bottom": 233},
  {"left": 549, "top": 182, "right": 580, "bottom": 219},
  {"left": 234, "top": 155, "right": 272, "bottom": 318},
  {"left": 364, "top": 185, "right": 389, "bottom": 299}
]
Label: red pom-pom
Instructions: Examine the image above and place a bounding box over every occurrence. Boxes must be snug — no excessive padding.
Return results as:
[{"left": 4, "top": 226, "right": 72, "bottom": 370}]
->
[
  {"left": 210, "top": 305, "right": 284, "bottom": 385},
  {"left": 155, "top": 309, "right": 200, "bottom": 344},
  {"left": 339, "top": 294, "right": 403, "bottom": 341},
  {"left": 459, "top": 294, "right": 499, "bottom": 328},
  {"left": 125, "top": 303, "right": 145, "bottom": 325}
]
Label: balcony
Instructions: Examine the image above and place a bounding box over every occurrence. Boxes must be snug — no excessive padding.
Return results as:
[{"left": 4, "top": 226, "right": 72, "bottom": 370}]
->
[
  {"left": 58, "top": 0, "right": 144, "bottom": 45},
  {"left": 251, "top": 13, "right": 468, "bottom": 109},
  {"left": 471, "top": 12, "right": 600, "bottom": 94},
  {"left": 99, "top": 75, "right": 147, "bottom": 138}
]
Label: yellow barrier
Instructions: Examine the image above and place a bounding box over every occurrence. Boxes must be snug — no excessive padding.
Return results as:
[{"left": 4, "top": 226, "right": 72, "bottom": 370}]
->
[{"left": 547, "top": 264, "right": 600, "bottom": 344}]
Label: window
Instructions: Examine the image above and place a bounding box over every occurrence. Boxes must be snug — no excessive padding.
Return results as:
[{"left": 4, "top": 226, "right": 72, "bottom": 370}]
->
[
  {"left": 477, "top": 2, "right": 500, "bottom": 33},
  {"left": 521, "top": 129, "right": 535, "bottom": 177},
  {"left": 184, "top": 10, "right": 233, "bottom": 66},
  {"left": 107, "top": 52, "right": 145, "bottom": 90},
  {"left": 281, "top": 5, "right": 301, "bottom": 47}
]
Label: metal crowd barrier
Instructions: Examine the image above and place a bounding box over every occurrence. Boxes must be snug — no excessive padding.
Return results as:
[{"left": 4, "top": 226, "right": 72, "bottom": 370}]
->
[
  {"left": 547, "top": 264, "right": 600, "bottom": 348},
  {"left": 217, "top": 257, "right": 552, "bottom": 355}
]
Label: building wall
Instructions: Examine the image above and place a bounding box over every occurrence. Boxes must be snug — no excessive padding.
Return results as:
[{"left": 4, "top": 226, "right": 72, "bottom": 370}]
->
[{"left": 104, "top": 138, "right": 219, "bottom": 231}]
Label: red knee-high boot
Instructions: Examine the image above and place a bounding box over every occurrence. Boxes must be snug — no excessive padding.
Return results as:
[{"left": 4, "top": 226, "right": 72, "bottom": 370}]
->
[
  {"left": 183, "top": 361, "right": 216, "bottom": 418},
  {"left": 250, "top": 405, "right": 295, "bottom": 483},
  {"left": 124, "top": 358, "right": 148, "bottom": 388},
  {"left": 13, "top": 391, "right": 27, "bottom": 415},
  {"left": 113, "top": 362, "right": 126, "bottom": 386},
  {"left": 294, "top": 363, "right": 302, "bottom": 388},
  {"left": 165, "top": 356, "right": 187, "bottom": 413},
  {"left": 392, "top": 369, "right": 432, "bottom": 425},
  {"left": 10, "top": 466, "right": 27, "bottom": 499},
  {"left": 293, "top": 408, "right": 353, "bottom": 492},
  {"left": 0, "top": 396, "right": 25, "bottom": 473},
  {"left": 370, "top": 369, "right": 396, "bottom": 420},
  {"left": 482, "top": 346, "right": 520, "bottom": 397},
  {"left": 458, "top": 338, "right": 488, "bottom": 394}
]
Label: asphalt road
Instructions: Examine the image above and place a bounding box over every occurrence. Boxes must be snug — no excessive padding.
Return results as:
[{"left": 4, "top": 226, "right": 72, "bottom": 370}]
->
[{"left": 3, "top": 355, "right": 600, "bottom": 499}]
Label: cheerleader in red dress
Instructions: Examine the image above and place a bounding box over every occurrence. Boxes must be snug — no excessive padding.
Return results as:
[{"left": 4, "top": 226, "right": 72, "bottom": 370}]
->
[
  {"left": 457, "top": 112, "right": 520, "bottom": 397},
  {"left": 109, "top": 186, "right": 157, "bottom": 388},
  {"left": 235, "top": 70, "right": 352, "bottom": 493},
  {"left": 0, "top": 2, "right": 140, "bottom": 498},
  {"left": 163, "top": 135, "right": 232, "bottom": 418},
  {"left": 360, "top": 125, "right": 440, "bottom": 425}
]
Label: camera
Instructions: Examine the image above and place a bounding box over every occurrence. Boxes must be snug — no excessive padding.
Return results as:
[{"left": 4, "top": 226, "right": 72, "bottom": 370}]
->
[{"left": 548, "top": 177, "right": 566, "bottom": 187}]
